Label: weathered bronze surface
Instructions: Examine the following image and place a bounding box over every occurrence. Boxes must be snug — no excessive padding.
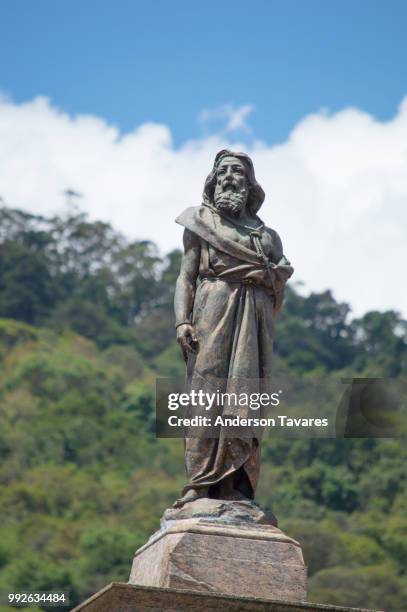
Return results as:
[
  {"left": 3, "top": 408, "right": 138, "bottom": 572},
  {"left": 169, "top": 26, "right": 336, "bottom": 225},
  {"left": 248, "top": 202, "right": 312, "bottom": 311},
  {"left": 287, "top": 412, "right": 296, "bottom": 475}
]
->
[{"left": 173, "top": 150, "right": 293, "bottom": 508}]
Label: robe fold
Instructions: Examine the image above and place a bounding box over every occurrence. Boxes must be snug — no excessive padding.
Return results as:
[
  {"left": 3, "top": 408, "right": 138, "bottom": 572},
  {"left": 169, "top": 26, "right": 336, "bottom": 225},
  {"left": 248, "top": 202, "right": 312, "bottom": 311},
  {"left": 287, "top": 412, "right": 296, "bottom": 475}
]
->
[{"left": 175, "top": 205, "right": 293, "bottom": 498}]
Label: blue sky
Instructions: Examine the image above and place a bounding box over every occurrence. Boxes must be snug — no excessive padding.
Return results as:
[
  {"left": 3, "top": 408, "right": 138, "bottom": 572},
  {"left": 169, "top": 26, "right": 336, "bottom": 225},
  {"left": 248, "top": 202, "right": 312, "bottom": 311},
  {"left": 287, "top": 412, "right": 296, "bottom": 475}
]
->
[
  {"left": 1, "top": 0, "right": 406, "bottom": 145},
  {"left": 1, "top": 1, "right": 407, "bottom": 315}
]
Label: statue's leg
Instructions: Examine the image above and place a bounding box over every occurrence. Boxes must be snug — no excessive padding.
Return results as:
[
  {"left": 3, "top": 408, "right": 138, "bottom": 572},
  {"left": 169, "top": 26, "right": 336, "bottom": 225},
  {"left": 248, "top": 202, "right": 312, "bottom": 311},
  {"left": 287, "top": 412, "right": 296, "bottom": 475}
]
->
[
  {"left": 209, "top": 473, "right": 247, "bottom": 501},
  {"left": 233, "top": 465, "right": 254, "bottom": 498}
]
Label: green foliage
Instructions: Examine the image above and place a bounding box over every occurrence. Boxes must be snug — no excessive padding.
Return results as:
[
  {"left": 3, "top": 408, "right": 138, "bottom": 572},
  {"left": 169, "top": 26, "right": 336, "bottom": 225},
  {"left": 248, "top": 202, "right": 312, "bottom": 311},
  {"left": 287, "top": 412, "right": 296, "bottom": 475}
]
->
[
  {"left": 309, "top": 564, "right": 407, "bottom": 610},
  {"left": 0, "top": 207, "right": 406, "bottom": 609}
]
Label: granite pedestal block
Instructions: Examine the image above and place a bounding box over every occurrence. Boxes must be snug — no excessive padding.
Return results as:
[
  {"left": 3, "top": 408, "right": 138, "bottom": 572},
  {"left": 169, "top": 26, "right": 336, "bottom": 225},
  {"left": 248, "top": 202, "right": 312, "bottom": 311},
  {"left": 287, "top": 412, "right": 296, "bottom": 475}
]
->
[{"left": 129, "top": 499, "right": 307, "bottom": 602}]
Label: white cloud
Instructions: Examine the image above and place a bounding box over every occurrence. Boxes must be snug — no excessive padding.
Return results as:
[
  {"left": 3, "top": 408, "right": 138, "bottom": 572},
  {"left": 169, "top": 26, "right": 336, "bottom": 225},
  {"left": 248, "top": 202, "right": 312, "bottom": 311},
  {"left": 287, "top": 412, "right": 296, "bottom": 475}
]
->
[
  {"left": 1, "top": 95, "right": 407, "bottom": 317},
  {"left": 199, "top": 103, "right": 254, "bottom": 133}
]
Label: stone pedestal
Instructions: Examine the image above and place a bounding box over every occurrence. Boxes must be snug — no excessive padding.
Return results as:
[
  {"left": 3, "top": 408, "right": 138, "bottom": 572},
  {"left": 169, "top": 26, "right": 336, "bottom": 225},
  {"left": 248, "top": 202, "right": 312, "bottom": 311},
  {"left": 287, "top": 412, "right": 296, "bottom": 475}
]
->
[
  {"left": 73, "top": 500, "right": 379, "bottom": 612},
  {"left": 72, "top": 583, "right": 379, "bottom": 612},
  {"left": 129, "top": 499, "right": 307, "bottom": 602}
]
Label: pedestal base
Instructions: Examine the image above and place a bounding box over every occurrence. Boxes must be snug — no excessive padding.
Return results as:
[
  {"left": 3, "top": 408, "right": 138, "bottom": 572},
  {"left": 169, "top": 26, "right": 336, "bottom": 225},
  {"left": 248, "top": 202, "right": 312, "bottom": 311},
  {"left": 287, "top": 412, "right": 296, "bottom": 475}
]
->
[
  {"left": 129, "top": 500, "right": 307, "bottom": 602},
  {"left": 72, "top": 583, "right": 379, "bottom": 612}
]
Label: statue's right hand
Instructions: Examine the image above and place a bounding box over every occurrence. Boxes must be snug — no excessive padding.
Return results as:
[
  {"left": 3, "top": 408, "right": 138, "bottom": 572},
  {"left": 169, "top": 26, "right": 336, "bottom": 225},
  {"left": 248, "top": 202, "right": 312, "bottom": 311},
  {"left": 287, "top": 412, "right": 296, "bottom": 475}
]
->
[{"left": 176, "top": 324, "right": 198, "bottom": 361}]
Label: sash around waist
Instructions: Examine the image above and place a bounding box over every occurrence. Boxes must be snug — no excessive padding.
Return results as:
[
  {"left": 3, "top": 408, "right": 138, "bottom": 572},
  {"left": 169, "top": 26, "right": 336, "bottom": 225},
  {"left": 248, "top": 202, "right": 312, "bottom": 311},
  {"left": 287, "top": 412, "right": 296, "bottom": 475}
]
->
[{"left": 199, "top": 272, "right": 274, "bottom": 292}]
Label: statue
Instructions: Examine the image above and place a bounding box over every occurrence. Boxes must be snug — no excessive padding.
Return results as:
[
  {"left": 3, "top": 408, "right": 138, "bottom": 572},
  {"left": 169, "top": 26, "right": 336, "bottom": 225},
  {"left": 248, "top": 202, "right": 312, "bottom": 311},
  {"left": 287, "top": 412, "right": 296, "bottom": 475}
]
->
[
  {"left": 129, "top": 151, "right": 307, "bottom": 603},
  {"left": 173, "top": 149, "right": 293, "bottom": 508}
]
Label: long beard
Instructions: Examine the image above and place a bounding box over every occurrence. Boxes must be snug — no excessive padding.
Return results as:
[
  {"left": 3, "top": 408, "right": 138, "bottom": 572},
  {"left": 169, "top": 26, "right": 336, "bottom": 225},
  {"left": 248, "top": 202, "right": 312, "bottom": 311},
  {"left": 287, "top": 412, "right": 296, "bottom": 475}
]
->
[{"left": 213, "top": 188, "right": 247, "bottom": 218}]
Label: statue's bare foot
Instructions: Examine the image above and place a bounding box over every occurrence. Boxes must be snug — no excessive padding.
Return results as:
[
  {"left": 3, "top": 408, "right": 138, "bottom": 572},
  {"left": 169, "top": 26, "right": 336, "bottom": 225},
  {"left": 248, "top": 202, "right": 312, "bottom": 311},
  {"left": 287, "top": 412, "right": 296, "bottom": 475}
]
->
[{"left": 173, "top": 488, "right": 208, "bottom": 508}]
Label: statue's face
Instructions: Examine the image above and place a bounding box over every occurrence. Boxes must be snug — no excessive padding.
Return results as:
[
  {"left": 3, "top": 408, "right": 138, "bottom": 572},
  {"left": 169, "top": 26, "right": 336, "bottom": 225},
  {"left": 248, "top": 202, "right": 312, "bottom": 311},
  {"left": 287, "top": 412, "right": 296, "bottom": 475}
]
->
[
  {"left": 213, "top": 156, "right": 249, "bottom": 217},
  {"left": 215, "top": 156, "right": 247, "bottom": 193}
]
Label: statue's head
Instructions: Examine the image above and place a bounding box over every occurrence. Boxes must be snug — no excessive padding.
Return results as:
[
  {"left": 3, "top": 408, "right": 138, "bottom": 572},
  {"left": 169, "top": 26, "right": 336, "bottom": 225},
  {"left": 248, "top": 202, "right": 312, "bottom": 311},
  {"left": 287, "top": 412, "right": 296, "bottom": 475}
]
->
[{"left": 203, "top": 149, "right": 265, "bottom": 218}]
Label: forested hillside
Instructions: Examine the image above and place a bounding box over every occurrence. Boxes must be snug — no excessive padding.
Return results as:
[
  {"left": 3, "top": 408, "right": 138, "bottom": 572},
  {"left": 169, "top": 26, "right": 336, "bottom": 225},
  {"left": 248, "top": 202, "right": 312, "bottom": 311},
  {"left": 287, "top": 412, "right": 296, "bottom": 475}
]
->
[{"left": 0, "top": 207, "right": 406, "bottom": 611}]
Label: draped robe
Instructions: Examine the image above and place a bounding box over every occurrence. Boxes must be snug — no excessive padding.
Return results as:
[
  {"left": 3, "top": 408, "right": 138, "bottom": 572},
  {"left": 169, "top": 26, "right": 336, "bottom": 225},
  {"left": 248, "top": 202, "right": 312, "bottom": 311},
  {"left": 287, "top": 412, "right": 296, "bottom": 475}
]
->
[{"left": 175, "top": 204, "right": 293, "bottom": 499}]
